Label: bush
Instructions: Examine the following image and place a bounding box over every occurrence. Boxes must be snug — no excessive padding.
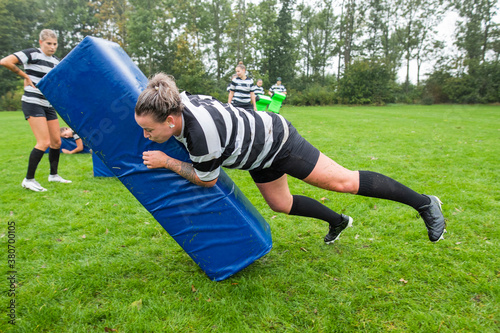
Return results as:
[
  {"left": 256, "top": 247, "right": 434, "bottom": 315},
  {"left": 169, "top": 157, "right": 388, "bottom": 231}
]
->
[
  {"left": 443, "top": 76, "right": 483, "bottom": 104},
  {"left": 420, "top": 95, "right": 434, "bottom": 105},
  {"left": 393, "top": 82, "right": 423, "bottom": 104},
  {"left": 422, "top": 61, "right": 500, "bottom": 104},
  {"left": 422, "top": 69, "right": 452, "bottom": 104},
  {"left": 0, "top": 88, "right": 23, "bottom": 111},
  {"left": 287, "top": 84, "right": 337, "bottom": 106},
  {"left": 338, "top": 60, "right": 395, "bottom": 105}
]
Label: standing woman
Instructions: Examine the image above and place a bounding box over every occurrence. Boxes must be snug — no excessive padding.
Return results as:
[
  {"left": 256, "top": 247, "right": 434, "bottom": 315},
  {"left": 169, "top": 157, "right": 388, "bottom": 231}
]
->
[
  {"left": 0, "top": 29, "right": 71, "bottom": 192},
  {"left": 228, "top": 62, "right": 257, "bottom": 112},
  {"left": 135, "top": 73, "right": 446, "bottom": 245}
]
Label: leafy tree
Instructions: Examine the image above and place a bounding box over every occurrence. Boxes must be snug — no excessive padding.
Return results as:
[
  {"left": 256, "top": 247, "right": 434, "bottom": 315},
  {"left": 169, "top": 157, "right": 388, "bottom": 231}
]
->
[
  {"left": 452, "top": 0, "right": 499, "bottom": 70},
  {"left": 205, "top": 0, "right": 233, "bottom": 81},
  {"left": 363, "top": 0, "right": 402, "bottom": 78},
  {"left": 296, "top": 3, "right": 315, "bottom": 79},
  {"left": 91, "top": 0, "right": 129, "bottom": 49},
  {"left": 338, "top": 0, "right": 365, "bottom": 72},
  {"left": 127, "top": 0, "right": 177, "bottom": 76},
  {"left": 396, "top": 0, "right": 444, "bottom": 90},
  {"left": 171, "top": 33, "right": 211, "bottom": 94},
  {"left": 269, "top": 0, "right": 297, "bottom": 83},
  {"left": 0, "top": 0, "right": 41, "bottom": 97},
  {"left": 295, "top": 1, "right": 338, "bottom": 83},
  {"left": 252, "top": 0, "right": 279, "bottom": 81}
]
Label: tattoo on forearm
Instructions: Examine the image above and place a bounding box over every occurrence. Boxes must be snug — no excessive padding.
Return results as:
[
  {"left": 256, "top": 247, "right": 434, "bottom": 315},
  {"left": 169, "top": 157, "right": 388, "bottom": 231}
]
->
[{"left": 166, "top": 158, "right": 207, "bottom": 187}]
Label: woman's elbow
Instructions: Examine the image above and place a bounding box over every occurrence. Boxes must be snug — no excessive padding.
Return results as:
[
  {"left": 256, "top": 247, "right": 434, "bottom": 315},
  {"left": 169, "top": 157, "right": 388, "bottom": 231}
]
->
[{"left": 199, "top": 179, "right": 217, "bottom": 188}]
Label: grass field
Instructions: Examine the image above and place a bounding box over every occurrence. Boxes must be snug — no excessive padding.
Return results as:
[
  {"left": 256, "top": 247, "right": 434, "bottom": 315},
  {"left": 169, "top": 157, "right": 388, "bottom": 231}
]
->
[{"left": 0, "top": 105, "right": 499, "bottom": 332}]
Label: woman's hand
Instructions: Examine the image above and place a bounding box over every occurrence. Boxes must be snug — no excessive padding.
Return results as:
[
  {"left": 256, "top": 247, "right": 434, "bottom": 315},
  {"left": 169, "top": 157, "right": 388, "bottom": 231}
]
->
[
  {"left": 24, "top": 77, "right": 36, "bottom": 89},
  {"left": 142, "top": 150, "right": 217, "bottom": 187},
  {"left": 142, "top": 150, "right": 168, "bottom": 169}
]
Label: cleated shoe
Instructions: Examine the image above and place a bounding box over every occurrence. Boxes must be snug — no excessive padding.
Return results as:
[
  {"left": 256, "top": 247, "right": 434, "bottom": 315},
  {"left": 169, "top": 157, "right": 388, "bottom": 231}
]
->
[
  {"left": 48, "top": 174, "right": 72, "bottom": 183},
  {"left": 21, "top": 178, "right": 47, "bottom": 192},
  {"left": 324, "top": 214, "right": 353, "bottom": 245},
  {"left": 418, "top": 195, "right": 446, "bottom": 242}
]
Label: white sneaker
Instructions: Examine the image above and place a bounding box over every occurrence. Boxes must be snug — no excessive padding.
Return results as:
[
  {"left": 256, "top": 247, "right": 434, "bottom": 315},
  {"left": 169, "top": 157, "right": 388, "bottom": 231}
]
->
[
  {"left": 22, "top": 178, "right": 47, "bottom": 192},
  {"left": 48, "top": 174, "right": 72, "bottom": 183}
]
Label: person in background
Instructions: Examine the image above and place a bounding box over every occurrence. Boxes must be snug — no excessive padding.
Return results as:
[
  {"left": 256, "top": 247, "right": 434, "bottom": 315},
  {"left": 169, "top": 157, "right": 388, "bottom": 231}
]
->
[
  {"left": 60, "top": 127, "right": 84, "bottom": 154},
  {"left": 228, "top": 62, "right": 256, "bottom": 112},
  {"left": 254, "top": 79, "right": 265, "bottom": 96},
  {"left": 134, "top": 73, "right": 447, "bottom": 246},
  {"left": 269, "top": 77, "right": 287, "bottom": 96},
  {"left": 0, "top": 29, "right": 72, "bottom": 192},
  {"left": 226, "top": 74, "right": 237, "bottom": 92}
]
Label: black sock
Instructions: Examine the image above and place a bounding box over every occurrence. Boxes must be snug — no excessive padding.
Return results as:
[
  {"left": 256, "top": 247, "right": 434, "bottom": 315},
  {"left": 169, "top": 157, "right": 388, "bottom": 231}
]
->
[
  {"left": 49, "top": 148, "right": 60, "bottom": 175},
  {"left": 26, "top": 148, "right": 45, "bottom": 179},
  {"left": 289, "top": 195, "right": 343, "bottom": 226},
  {"left": 357, "top": 170, "right": 430, "bottom": 210}
]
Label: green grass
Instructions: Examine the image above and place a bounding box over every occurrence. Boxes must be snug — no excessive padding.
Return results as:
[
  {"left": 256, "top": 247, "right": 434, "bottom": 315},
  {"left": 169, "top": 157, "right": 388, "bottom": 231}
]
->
[{"left": 0, "top": 105, "right": 499, "bottom": 332}]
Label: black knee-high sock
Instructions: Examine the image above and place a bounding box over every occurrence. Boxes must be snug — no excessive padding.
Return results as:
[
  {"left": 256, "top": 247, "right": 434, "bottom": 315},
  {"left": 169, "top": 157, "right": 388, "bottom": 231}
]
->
[
  {"left": 26, "top": 148, "right": 45, "bottom": 179},
  {"left": 289, "top": 195, "right": 343, "bottom": 226},
  {"left": 49, "top": 148, "right": 60, "bottom": 175},
  {"left": 357, "top": 171, "right": 430, "bottom": 210}
]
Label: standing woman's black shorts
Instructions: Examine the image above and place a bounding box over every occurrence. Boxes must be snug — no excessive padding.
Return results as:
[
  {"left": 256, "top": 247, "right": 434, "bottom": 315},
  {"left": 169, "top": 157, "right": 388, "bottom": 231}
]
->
[
  {"left": 232, "top": 101, "right": 254, "bottom": 112},
  {"left": 249, "top": 124, "right": 320, "bottom": 184},
  {"left": 22, "top": 102, "right": 58, "bottom": 121}
]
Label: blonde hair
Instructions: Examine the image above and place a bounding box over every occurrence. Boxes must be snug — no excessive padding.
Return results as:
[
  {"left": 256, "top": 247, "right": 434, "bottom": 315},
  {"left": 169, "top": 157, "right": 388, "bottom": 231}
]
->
[
  {"left": 135, "top": 72, "right": 183, "bottom": 123},
  {"left": 236, "top": 61, "right": 246, "bottom": 71},
  {"left": 40, "top": 29, "right": 57, "bottom": 41}
]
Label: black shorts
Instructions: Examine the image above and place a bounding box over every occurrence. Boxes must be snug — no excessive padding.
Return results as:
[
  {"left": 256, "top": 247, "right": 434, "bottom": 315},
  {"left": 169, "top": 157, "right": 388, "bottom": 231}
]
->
[
  {"left": 22, "top": 102, "right": 58, "bottom": 121},
  {"left": 249, "top": 125, "right": 320, "bottom": 183},
  {"left": 231, "top": 101, "right": 254, "bottom": 112}
]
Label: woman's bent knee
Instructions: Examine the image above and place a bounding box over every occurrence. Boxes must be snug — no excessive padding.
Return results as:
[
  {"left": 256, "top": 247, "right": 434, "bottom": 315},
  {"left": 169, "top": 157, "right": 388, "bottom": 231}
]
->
[
  {"left": 266, "top": 197, "right": 293, "bottom": 214},
  {"left": 268, "top": 203, "right": 290, "bottom": 214}
]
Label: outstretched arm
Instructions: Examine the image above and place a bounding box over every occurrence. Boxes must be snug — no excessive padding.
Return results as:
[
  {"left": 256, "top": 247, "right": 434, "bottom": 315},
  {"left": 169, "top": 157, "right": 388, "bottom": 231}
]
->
[
  {"left": 142, "top": 150, "right": 217, "bottom": 188},
  {"left": 62, "top": 138, "right": 84, "bottom": 154}
]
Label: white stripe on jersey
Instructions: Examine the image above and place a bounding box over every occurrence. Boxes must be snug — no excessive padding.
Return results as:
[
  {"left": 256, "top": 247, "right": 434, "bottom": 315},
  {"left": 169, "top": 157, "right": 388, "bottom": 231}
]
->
[
  {"left": 180, "top": 93, "right": 222, "bottom": 163},
  {"left": 211, "top": 100, "right": 237, "bottom": 164},
  {"left": 235, "top": 108, "right": 256, "bottom": 169},
  {"left": 21, "top": 95, "right": 51, "bottom": 107},
  {"left": 262, "top": 115, "right": 289, "bottom": 169},
  {"left": 249, "top": 112, "right": 275, "bottom": 170},
  {"left": 224, "top": 104, "right": 245, "bottom": 166},
  {"left": 15, "top": 51, "right": 28, "bottom": 64}
]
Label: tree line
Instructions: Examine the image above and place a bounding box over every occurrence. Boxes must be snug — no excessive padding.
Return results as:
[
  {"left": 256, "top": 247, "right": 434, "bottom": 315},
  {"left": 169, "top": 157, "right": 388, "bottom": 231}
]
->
[{"left": 1, "top": 0, "right": 499, "bottom": 110}]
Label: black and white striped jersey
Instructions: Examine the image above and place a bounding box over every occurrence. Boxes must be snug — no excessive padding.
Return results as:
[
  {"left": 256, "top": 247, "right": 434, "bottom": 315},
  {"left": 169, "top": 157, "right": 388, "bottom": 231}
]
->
[
  {"left": 270, "top": 84, "right": 286, "bottom": 94},
  {"left": 253, "top": 85, "right": 265, "bottom": 95},
  {"left": 14, "top": 48, "right": 59, "bottom": 107},
  {"left": 175, "top": 92, "right": 290, "bottom": 181},
  {"left": 229, "top": 77, "right": 256, "bottom": 104}
]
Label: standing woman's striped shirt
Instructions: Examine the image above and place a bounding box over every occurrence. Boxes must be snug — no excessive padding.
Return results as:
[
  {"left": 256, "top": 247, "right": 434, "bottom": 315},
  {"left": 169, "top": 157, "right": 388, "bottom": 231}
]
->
[
  {"left": 175, "top": 92, "right": 290, "bottom": 182},
  {"left": 229, "top": 76, "right": 255, "bottom": 104},
  {"left": 13, "top": 48, "right": 59, "bottom": 107}
]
